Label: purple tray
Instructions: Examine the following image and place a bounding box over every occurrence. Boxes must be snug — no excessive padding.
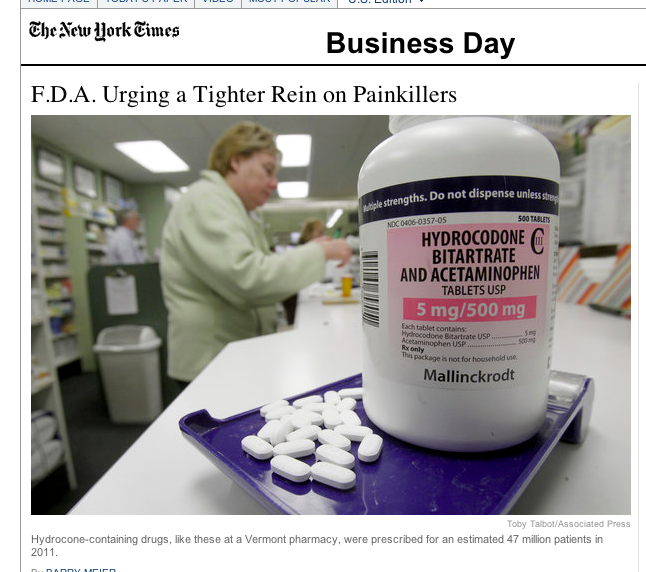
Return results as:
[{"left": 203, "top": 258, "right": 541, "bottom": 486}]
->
[{"left": 179, "top": 371, "right": 593, "bottom": 515}]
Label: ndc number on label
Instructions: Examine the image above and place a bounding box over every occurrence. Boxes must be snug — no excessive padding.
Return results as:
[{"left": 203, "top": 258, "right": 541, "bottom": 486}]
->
[{"left": 387, "top": 217, "right": 447, "bottom": 228}]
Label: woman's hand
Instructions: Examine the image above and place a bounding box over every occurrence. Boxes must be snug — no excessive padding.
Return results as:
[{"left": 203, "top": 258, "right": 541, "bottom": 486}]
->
[{"left": 318, "top": 238, "right": 352, "bottom": 267}]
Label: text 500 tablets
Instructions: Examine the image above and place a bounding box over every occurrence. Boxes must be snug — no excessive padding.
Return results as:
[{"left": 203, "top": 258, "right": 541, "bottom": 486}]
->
[{"left": 358, "top": 116, "right": 560, "bottom": 452}]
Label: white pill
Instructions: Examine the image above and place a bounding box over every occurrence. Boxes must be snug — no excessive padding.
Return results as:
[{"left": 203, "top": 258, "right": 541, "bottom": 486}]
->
[
  {"left": 340, "top": 409, "right": 362, "bottom": 426},
  {"left": 357, "top": 434, "right": 384, "bottom": 463},
  {"left": 290, "top": 412, "right": 314, "bottom": 430},
  {"left": 316, "top": 444, "right": 355, "bottom": 469},
  {"left": 318, "top": 428, "right": 351, "bottom": 451},
  {"left": 336, "top": 397, "right": 357, "bottom": 412},
  {"left": 324, "top": 390, "right": 341, "bottom": 405},
  {"left": 260, "top": 399, "right": 289, "bottom": 416},
  {"left": 335, "top": 424, "right": 373, "bottom": 441},
  {"left": 273, "top": 439, "right": 316, "bottom": 458},
  {"left": 338, "top": 387, "right": 363, "bottom": 400},
  {"left": 257, "top": 419, "right": 280, "bottom": 442},
  {"left": 310, "top": 461, "right": 356, "bottom": 490},
  {"left": 298, "top": 410, "right": 324, "bottom": 426},
  {"left": 270, "top": 417, "right": 294, "bottom": 445},
  {"left": 241, "top": 435, "right": 274, "bottom": 460},
  {"left": 292, "top": 395, "right": 323, "bottom": 408},
  {"left": 322, "top": 407, "right": 343, "bottom": 429},
  {"left": 286, "top": 425, "right": 321, "bottom": 442},
  {"left": 264, "top": 405, "right": 296, "bottom": 420},
  {"left": 302, "top": 401, "right": 336, "bottom": 413},
  {"left": 271, "top": 455, "right": 311, "bottom": 483}
]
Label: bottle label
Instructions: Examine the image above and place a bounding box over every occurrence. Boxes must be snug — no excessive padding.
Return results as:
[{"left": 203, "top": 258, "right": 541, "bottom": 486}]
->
[{"left": 359, "top": 175, "right": 559, "bottom": 390}]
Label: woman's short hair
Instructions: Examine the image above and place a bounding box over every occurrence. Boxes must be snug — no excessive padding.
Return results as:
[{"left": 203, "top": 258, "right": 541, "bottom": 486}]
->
[
  {"left": 299, "top": 218, "right": 326, "bottom": 243},
  {"left": 208, "top": 121, "right": 282, "bottom": 175}
]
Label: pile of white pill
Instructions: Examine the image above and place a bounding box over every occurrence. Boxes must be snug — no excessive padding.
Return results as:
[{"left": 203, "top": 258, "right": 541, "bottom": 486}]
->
[{"left": 240, "top": 387, "right": 383, "bottom": 490}]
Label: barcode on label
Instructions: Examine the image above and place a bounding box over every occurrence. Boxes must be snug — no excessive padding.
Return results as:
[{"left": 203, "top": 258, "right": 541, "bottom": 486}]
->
[{"left": 361, "top": 250, "right": 380, "bottom": 327}]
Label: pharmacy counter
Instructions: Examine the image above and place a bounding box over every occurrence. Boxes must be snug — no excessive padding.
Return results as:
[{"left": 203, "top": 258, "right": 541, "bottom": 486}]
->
[{"left": 70, "top": 286, "right": 631, "bottom": 515}]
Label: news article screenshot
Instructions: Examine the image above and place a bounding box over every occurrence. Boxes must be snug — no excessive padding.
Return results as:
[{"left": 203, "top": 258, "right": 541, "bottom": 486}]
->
[{"left": 18, "top": 2, "right": 642, "bottom": 572}]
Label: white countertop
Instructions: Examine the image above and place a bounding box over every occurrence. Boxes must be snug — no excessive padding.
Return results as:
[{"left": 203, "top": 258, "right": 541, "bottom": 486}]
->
[{"left": 70, "top": 286, "right": 632, "bottom": 515}]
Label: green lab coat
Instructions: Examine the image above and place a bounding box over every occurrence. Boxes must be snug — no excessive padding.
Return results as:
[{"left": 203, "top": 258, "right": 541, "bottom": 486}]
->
[{"left": 160, "top": 170, "right": 325, "bottom": 381}]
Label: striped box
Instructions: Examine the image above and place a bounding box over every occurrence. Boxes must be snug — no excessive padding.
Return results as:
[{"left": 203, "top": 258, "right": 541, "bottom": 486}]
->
[{"left": 557, "top": 244, "right": 631, "bottom": 317}]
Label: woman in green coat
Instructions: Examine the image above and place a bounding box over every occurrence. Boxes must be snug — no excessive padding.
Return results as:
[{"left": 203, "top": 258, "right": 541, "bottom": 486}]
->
[{"left": 160, "top": 122, "right": 351, "bottom": 383}]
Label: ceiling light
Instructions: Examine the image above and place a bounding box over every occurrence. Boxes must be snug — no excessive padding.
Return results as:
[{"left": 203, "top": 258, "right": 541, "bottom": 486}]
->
[
  {"left": 277, "top": 181, "right": 309, "bottom": 199},
  {"left": 276, "top": 134, "right": 312, "bottom": 167},
  {"left": 326, "top": 208, "right": 343, "bottom": 228},
  {"left": 114, "top": 140, "right": 189, "bottom": 173}
]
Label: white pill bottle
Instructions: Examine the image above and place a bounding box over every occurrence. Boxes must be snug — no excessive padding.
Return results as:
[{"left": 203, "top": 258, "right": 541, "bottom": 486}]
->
[{"left": 358, "top": 116, "right": 560, "bottom": 452}]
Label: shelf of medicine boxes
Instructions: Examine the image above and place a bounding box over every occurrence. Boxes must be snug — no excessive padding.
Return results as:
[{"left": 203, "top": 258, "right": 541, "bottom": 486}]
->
[
  {"left": 33, "top": 179, "right": 80, "bottom": 369},
  {"left": 81, "top": 206, "right": 116, "bottom": 267},
  {"left": 31, "top": 179, "right": 77, "bottom": 490}
]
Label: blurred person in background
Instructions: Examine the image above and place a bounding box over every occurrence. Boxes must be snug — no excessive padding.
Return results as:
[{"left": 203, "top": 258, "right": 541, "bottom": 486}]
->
[
  {"left": 282, "top": 217, "right": 329, "bottom": 325},
  {"left": 106, "top": 209, "right": 146, "bottom": 264},
  {"left": 298, "top": 218, "right": 326, "bottom": 244}
]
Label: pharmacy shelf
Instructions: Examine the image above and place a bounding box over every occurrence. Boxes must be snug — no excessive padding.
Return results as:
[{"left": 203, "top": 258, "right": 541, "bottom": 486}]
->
[
  {"left": 31, "top": 173, "right": 77, "bottom": 491},
  {"left": 81, "top": 212, "right": 116, "bottom": 267},
  {"left": 33, "top": 179, "right": 78, "bottom": 367},
  {"left": 34, "top": 184, "right": 119, "bottom": 373}
]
